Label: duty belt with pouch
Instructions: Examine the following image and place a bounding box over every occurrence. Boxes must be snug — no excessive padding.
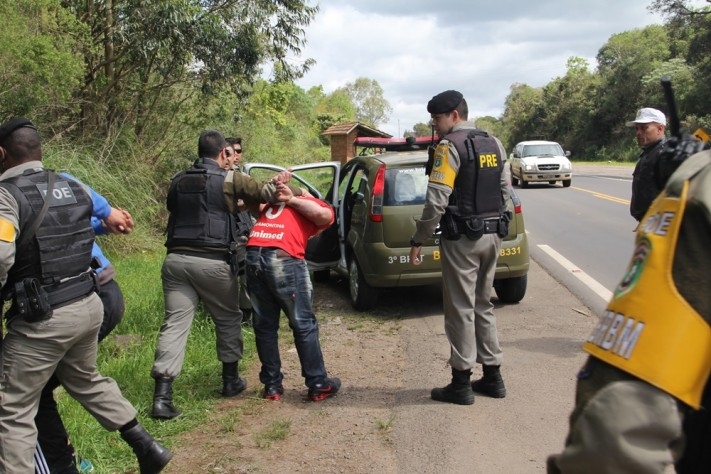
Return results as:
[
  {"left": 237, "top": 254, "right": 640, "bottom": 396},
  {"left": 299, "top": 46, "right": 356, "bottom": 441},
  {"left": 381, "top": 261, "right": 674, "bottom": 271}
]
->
[
  {"left": 6, "top": 271, "right": 98, "bottom": 324},
  {"left": 442, "top": 212, "right": 509, "bottom": 241}
]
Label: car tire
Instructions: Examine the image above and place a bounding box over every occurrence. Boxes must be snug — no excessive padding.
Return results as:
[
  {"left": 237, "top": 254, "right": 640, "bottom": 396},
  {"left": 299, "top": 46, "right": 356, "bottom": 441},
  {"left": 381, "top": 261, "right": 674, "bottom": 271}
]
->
[
  {"left": 519, "top": 178, "right": 529, "bottom": 188},
  {"left": 494, "top": 275, "right": 527, "bottom": 303},
  {"left": 312, "top": 269, "right": 331, "bottom": 283},
  {"left": 562, "top": 179, "right": 572, "bottom": 188},
  {"left": 349, "top": 257, "right": 379, "bottom": 311}
]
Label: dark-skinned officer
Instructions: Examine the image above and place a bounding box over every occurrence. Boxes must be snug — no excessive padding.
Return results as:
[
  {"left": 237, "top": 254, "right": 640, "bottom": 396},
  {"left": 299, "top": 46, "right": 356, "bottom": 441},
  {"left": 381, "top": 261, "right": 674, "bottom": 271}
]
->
[{"left": 0, "top": 118, "right": 171, "bottom": 473}]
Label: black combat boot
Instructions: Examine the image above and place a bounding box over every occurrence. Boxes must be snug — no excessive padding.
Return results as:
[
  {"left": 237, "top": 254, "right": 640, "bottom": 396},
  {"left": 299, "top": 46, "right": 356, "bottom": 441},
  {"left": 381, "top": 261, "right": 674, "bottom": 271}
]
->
[
  {"left": 222, "top": 361, "right": 247, "bottom": 397},
  {"left": 471, "top": 365, "right": 506, "bottom": 398},
  {"left": 151, "top": 377, "right": 181, "bottom": 420},
  {"left": 120, "top": 421, "right": 173, "bottom": 474},
  {"left": 431, "top": 368, "right": 475, "bottom": 405}
]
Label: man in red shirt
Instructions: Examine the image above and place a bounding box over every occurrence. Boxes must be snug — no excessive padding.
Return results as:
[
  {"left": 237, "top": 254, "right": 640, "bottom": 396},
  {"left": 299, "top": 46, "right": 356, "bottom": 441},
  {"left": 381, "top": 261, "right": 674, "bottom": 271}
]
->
[{"left": 245, "top": 183, "right": 341, "bottom": 401}]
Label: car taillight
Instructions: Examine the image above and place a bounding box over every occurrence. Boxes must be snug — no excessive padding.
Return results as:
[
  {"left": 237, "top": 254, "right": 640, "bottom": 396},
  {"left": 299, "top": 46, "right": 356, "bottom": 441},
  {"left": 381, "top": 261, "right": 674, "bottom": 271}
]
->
[{"left": 370, "top": 164, "right": 385, "bottom": 222}]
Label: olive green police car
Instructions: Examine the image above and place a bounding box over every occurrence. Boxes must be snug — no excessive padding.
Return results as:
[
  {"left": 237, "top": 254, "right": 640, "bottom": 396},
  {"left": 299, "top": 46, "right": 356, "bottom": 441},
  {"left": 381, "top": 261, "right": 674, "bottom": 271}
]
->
[{"left": 245, "top": 136, "right": 529, "bottom": 311}]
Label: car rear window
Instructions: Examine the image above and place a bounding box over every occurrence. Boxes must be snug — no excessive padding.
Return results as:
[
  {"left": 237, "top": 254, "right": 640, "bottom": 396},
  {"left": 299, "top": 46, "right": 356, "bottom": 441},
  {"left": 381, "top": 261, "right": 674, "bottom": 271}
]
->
[
  {"left": 522, "top": 144, "right": 564, "bottom": 157},
  {"left": 383, "top": 167, "right": 428, "bottom": 206}
]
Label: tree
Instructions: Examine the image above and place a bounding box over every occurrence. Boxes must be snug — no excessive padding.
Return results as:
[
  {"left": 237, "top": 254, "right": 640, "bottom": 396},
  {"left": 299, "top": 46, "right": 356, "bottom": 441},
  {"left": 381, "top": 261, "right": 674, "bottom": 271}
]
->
[
  {"left": 537, "top": 57, "right": 601, "bottom": 156},
  {"left": 500, "top": 83, "right": 544, "bottom": 149},
  {"left": 475, "top": 116, "right": 506, "bottom": 140},
  {"left": 404, "top": 122, "right": 432, "bottom": 138},
  {"left": 0, "top": 1, "right": 85, "bottom": 124},
  {"left": 59, "top": 0, "right": 318, "bottom": 138},
  {"left": 594, "top": 25, "right": 672, "bottom": 144},
  {"left": 339, "top": 77, "right": 392, "bottom": 128}
]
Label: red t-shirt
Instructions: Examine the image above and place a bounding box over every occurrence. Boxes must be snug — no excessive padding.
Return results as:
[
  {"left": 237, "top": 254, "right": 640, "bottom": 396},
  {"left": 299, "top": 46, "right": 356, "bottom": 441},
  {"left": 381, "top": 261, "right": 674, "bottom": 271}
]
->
[{"left": 246, "top": 196, "right": 334, "bottom": 259}]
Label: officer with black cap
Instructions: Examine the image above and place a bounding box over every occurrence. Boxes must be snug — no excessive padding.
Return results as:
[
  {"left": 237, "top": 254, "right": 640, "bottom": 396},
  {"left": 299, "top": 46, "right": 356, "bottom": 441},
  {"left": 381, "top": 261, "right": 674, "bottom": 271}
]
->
[
  {"left": 0, "top": 118, "right": 172, "bottom": 473},
  {"left": 410, "top": 91, "right": 511, "bottom": 405}
]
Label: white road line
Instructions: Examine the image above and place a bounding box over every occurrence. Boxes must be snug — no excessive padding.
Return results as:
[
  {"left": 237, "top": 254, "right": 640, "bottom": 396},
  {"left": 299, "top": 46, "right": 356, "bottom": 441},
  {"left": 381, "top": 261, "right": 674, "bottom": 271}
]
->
[{"left": 537, "top": 244, "right": 613, "bottom": 302}]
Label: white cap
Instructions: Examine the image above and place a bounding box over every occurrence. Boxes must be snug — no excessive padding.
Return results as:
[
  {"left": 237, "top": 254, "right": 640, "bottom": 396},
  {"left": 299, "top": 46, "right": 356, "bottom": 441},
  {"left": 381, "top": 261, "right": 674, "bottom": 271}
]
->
[{"left": 625, "top": 107, "right": 667, "bottom": 127}]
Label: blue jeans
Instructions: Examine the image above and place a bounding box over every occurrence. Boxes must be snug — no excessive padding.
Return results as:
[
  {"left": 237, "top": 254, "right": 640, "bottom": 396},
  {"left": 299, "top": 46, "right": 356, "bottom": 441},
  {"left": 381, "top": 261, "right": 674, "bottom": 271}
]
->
[{"left": 245, "top": 247, "right": 327, "bottom": 388}]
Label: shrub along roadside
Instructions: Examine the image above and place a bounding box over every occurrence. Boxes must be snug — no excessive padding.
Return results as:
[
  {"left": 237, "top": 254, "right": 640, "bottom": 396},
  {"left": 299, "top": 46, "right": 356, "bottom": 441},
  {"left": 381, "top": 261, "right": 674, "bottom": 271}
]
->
[{"left": 55, "top": 251, "right": 257, "bottom": 473}]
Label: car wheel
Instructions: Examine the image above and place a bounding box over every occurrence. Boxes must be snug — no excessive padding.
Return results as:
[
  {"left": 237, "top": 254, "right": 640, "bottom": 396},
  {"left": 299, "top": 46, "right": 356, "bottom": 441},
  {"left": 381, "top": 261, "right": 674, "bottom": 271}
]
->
[
  {"left": 562, "top": 179, "right": 572, "bottom": 188},
  {"left": 312, "top": 269, "right": 331, "bottom": 283},
  {"left": 519, "top": 178, "right": 529, "bottom": 188},
  {"left": 349, "top": 257, "right": 379, "bottom": 311},
  {"left": 493, "top": 275, "right": 527, "bottom": 303}
]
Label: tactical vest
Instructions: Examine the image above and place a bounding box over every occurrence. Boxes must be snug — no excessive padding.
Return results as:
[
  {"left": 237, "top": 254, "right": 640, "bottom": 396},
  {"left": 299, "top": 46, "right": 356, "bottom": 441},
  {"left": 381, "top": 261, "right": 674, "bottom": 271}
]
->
[
  {"left": 165, "top": 160, "right": 235, "bottom": 249},
  {"left": 445, "top": 129, "right": 504, "bottom": 219},
  {"left": 584, "top": 155, "right": 711, "bottom": 408},
  {"left": 0, "top": 169, "right": 94, "bottom": 286}
]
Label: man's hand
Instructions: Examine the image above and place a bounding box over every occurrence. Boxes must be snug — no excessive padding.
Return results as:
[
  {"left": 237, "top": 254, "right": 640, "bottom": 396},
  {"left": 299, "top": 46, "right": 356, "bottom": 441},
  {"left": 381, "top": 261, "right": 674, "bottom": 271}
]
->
[
  {"left": 103, "top": 207, "right": 134, "bottom": 234},
  {"left": 409, "top": 245, "right": 422, "bottom": 266},
  {"left": 275, "top": 183, "right": 295, "bottom": 203},
  {"left": 271, "top": 170, "right": 292, "bottom": 185}
]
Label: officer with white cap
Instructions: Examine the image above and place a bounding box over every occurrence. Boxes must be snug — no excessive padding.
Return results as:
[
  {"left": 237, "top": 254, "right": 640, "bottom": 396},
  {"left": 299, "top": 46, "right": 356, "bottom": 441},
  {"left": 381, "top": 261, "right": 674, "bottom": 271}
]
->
[{"left": 626, "top": 107, "right": 667, "bottom": 221}]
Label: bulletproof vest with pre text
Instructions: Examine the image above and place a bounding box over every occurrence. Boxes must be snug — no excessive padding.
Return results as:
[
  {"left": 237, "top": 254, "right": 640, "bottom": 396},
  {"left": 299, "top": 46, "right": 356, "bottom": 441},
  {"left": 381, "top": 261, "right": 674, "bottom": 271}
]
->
[{"left": 446, "top": 128, "right": 504, "bottom": 219}]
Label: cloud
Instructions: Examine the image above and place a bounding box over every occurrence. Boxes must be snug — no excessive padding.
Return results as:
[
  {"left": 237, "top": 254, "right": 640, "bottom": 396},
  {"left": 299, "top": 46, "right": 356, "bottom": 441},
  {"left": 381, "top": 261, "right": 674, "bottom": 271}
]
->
[{"left": 294, "top": 0, "right": 700, "bottom": 137}]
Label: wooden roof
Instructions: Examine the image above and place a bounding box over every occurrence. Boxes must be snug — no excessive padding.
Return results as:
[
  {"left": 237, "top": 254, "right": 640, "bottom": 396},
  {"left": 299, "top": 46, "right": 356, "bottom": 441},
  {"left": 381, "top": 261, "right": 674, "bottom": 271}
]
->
[{"left": 321, "top": 121, "right": 391, "bottom": 138}]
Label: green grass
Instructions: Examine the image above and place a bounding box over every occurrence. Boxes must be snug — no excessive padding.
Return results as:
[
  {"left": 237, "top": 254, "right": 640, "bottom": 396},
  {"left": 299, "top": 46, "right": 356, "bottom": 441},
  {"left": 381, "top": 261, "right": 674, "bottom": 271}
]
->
[
  {"left": 253, "top": 419, "right": 292, "bottom": 448},
  {"left": 55, "top": 250, "right": 257, "bottom": 473}
]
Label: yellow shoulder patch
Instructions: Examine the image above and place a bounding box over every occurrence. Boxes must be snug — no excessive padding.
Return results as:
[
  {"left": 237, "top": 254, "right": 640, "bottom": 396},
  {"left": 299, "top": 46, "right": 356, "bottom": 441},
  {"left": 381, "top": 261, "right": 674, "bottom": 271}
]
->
[
  {"left": 0, "top": 217, "right": 16, "bottom": 243},
  {"left": 428, "top": 142, "right": 456, "bottom": 188}
]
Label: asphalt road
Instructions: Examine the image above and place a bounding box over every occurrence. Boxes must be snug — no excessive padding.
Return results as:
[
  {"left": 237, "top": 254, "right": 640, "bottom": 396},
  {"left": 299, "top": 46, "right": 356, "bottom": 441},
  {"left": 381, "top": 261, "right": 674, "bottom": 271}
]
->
[
  {"left": 390, "top": 259, "right": 594, "bottom": 474},
  {"left": 388, "top": 164, "right": 677, "bottom": 473}
]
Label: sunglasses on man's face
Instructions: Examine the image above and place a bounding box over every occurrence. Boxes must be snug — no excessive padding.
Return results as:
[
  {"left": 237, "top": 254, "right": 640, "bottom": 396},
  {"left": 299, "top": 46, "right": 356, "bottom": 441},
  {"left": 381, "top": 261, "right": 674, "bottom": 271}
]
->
[{"left": 234, "top": 148, "right": 243, "bottom": 154}]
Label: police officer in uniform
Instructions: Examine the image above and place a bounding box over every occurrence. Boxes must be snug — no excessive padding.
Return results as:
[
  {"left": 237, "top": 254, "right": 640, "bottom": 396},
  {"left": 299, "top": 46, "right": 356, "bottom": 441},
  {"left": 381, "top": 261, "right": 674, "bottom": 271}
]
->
[
  {"left": 0, "top": 118, "right": 171, "bottom": 473},
  {"left": 34, "top": 181, "right": 134, "bottom": 473},
  {"left": 628, "top": 107, "right": 668, "bottom": 222},
  {"left": 547, "top": 147, "right": 711, "bottom": 473},
  {"left": 226, "top": 137, "right": 254, "bottom": 325},
  {"left": 410, "top": 90, "right": 510, "bottom": 405},
  {"left": 151, "top": 130, "right": 299, "bottom": 420}
]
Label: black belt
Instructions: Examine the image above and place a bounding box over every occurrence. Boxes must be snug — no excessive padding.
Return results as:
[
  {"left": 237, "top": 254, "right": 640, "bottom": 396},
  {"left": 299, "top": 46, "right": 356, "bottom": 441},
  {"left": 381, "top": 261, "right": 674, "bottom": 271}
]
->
[
  {"left": 483, "top": 219, "right": 501, "bottom": 234},
  {"left": 45, "top": 271, "right": 98, "bottom": 309},
  {"left": 168, "top": 249, "right": 228, "bottom": 261},
  {"left": 247, "top": 246, "right": 292, "bottom": 259}
]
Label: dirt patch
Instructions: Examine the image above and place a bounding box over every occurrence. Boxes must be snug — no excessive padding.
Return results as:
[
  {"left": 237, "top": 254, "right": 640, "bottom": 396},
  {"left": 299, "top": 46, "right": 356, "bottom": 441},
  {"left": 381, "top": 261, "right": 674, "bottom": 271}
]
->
[{"left": 163, "top": 278, "right": 403, "bottom": 473}]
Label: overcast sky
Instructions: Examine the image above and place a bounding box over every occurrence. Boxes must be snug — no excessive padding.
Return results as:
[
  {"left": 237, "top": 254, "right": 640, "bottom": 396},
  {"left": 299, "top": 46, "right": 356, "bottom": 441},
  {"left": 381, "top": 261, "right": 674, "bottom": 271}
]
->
[{"left": 293, "top": 0, "right": 704, "bottom": 137}]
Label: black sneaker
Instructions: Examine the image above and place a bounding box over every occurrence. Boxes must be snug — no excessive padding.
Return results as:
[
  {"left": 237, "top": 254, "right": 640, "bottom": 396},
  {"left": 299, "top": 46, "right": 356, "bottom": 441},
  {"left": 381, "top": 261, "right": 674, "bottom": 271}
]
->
[
  {"left": 308, "top": 377, "right": 341, "bottom": 402},
  {"left": 264, "top": 384, "right": 284, "bottom": 401}
]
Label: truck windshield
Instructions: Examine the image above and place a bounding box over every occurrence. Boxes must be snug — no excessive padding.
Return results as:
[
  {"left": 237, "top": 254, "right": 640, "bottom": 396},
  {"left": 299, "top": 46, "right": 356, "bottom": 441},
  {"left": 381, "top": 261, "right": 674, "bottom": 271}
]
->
[{"left": 523, "top": 144, "right": 564, "bottom": 157}]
